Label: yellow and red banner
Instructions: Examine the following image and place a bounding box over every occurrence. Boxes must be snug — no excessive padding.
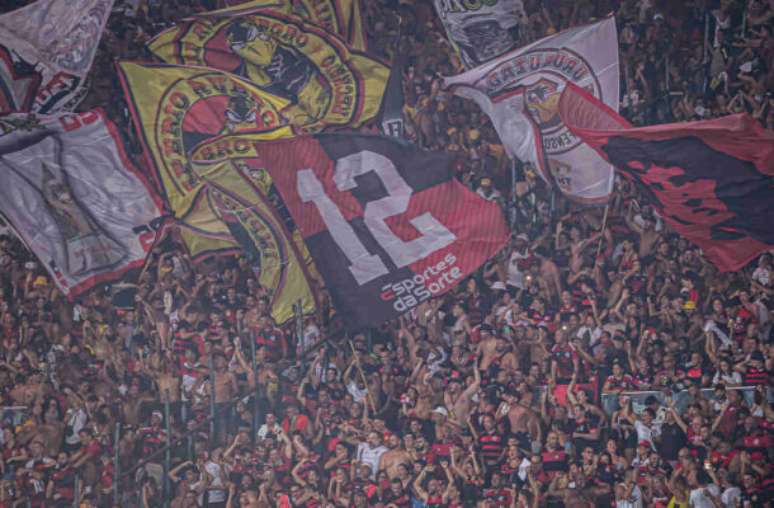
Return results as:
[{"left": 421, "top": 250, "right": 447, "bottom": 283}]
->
[
  {"left": 117, "top": 61, "right": 291, "bottom": 217},
  {"left": 147, "top": 9, "right": 386, "bottom": 133},
  {"left": 117, "top": 61, "right": 314, "bottom": 322}
]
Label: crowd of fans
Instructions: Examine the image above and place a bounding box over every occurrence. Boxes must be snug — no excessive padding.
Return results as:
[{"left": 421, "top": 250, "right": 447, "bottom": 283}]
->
[{"left": 1, "top": 0, "right": 773, "bottom": 506}]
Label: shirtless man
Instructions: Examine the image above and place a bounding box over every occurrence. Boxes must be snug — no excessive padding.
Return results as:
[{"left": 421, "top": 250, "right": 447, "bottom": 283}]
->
[
  {"left": 478, "top": 324, "right": 499, "bottom": 372},
  {"left": 444, "top": 362, "right": 480, "bottom": 427},
  {"left": 213, "top": 352, "right": 238, "bottom": 404},
  {"left": 379, "top": 434, "right": 411, "bottom": 479},
  {"left": 626, "top": 208, "right": 661, "bottom": 258},
  {"left": 213, "top": 351, "right": 239, "bottom": 445},
  {"left": 504, "top": 391, "right": 542, "bottom": 451},
  {"left": 479, "top": 326, "right": 519, "bottom": 375}
]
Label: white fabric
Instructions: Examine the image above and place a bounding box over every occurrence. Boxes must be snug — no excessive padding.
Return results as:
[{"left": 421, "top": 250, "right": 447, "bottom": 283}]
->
[
  {"left": 356, "top": 442, "right": 387, "bottom": 479},
  {"left": 204, "top": 461, "right": 227, "bottom": 502},
  {"left": 0, "top": 111, "right": 161, "bottom": 296},
  {"left": 444, "top": 18, "right": 619, "bottom": 203},
  {"left": 616, "top": 485, "right": 643, "bottom": 508},
  {"left": 634, "top": 420, "right": 660, "bottom": 448},
  {"left": 690, "top": 485, "right": 720, "bottom": 508},
  {"left": 347, "top": 381, "right": 369, "bottom": 404},
  {"left": 433, "top": 0, "right": 527, "bottom": 68},
  {"left": 0, "top": 0, "right": 115, "bottom": 112},
  {"left": 65, "top": 407, "right": 87, "bottom": 445}
]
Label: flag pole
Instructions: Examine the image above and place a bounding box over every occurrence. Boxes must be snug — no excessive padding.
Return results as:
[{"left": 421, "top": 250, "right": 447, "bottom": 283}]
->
[
  {"left": 348, "top": 340, "right": 377, "bottom": 413},
  {"left": 595, "top": 204, "right": 610, "bottom": 259}
]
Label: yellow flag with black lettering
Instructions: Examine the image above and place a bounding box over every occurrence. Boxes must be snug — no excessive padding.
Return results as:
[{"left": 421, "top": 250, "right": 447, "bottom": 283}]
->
[
  {"left": 147, "top": 9, "right": 386, "bottom": 133},
  {"left": 117, "top": 61, "right": 292, "bottom": 218},
  {"left": 199, "top": 163, "right": 316, "bottom": 323},
  {"left": 117, "top": 61, "right": 315, "bottom": 322}
]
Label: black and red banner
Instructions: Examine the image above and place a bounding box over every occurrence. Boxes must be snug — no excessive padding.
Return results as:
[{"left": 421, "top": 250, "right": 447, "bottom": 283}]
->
[
  {"left": 560, "top": 83, "right": 774, "bottom": 272},
  {"left": 258, "top": 134, "right": 509, "bottom": 329}
]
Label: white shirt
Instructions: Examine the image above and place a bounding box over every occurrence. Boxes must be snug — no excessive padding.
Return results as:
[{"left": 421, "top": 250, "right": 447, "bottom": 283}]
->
[
  {"left": 507, "top": 250, "right": 529, "bottom": 289},
  {"left": 689, "top": 485, "right": 720, "bottom": 508},
  {"left": 356, "top": 443, "right": 387, "bottom": 479},
  {"left": 634, "top": 420, "right": 660, "bottom": 449},
  {"left": 65, "top": 408, "right": 87, "bottom": 445},
  {"left": 347, "top": 381, "right": 368, "bottom": 404},
  {"left": 720, "top": 486, "right": 740, "bottom": 508},
  {"left": 204, "top": 461, "right": 227, "bottom": 502},
  {"left": 617, "top": 485, "right": 643, "bottom": 508},
  {"left": 257, "top": 422, "right": 282, "bottom": 439}
]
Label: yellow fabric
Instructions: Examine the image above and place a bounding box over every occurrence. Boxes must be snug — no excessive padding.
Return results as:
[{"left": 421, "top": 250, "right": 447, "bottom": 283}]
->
[
  {"left": 147, "top": 10, "right": 387, "bottom": 133},
  {"left": 118, "top": 63, "right": 314, "bottom": 322},
  {"left": 197, "top": 161, "right": 316, "bottom": 322},
  {"left": 117, "top": 62, "right": 290, "bottom": 218},
  {"left": 667, "top": 497, "right": 689, "bottom": 508},
  {"left": 293, "top": 0, "right": 367, "bottom": 51},
  {"left": 209, "top": 0, "right": 292, "bottom": 15}
]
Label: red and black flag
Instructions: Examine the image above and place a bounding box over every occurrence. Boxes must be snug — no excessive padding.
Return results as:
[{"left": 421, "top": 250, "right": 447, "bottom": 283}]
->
[
  {"left": 257, "top": 134, "right": 509, "bottom": 329},
  {"left": 560, "top": 83, "right": 774, "bottom": 272}
]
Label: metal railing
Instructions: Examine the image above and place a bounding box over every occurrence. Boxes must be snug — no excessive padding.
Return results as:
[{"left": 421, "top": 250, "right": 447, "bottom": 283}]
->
[{"left": 600, "top": 386, "right": 774, "bottom": 415}]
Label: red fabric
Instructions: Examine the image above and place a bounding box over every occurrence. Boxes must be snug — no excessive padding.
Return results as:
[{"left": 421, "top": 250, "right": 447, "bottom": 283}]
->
[{"left": 560, "top": 83, "right": 774, "bottom": 272}]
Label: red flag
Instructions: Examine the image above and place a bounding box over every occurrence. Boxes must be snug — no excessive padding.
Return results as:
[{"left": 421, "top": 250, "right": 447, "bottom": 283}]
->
[
  {"left": 257, "top": 133, "right": 509, "bottom": 329},
  {"left": 559, "top": 83, "right": 774, "bottom": 272}
]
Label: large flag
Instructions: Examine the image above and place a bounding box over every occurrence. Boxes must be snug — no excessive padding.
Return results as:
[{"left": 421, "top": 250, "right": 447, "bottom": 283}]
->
[
  {"left": 191, "top": 156, "right": 317, "bottom": 322},
  {"left": 0, "top": 0, "right": 114, "bottom": 113},
  {"left": 117, "top": 62, "right": 316, "bottom": 321},
  {"left": 444, "top": 17, "right": 619, "bottom": 204},
  {"left": 434, "top": 0, "right": 527, "bottom": 68},
  {"left": 0, "top": 110, "right": 163, "bottom": 296},
  {"left": 220, "top": 0, "right": 367, "bottom": 50},
  {"left": 255, "top": 134, "right": 509, "bottom": 329},
  {"left": 117, "top": 61, "right": 292, "bottom": 219},
  {"left": 559, "top": 83, "right": 774, "bottom": 272},
  {"left": 147, "top": 9, "right": 387, "bottom": 132}
]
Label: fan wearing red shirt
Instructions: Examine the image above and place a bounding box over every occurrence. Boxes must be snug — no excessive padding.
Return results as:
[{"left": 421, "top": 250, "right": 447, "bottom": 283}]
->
[
  {"left": 46, "top": 451, "right": 76, "bottom": 507},
  {"left": 603, "top": 362, "right": 636, "bottom": 393},
  {"left": 541, "top": 432, "right": 569, "bottom": 479},
  {"left": 254, "top": 316, "right": 287, "bottom": 360},
  {"left": 550, "top": 329, "right": 579, "bottom": 384}
]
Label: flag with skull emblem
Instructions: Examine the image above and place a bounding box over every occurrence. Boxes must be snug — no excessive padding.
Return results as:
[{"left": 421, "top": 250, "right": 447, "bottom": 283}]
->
[{"left": 444, "top": 17, "right": 619, "bottom": 204}]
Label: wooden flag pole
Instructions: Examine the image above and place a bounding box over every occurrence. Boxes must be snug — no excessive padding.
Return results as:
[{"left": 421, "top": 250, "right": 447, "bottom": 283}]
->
[{"left": 349, "top": 340, "right": 377, "bottom": 413}]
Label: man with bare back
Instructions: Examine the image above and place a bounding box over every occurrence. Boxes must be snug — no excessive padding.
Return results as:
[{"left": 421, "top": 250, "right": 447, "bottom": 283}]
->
[
  {"left": 444, "top": 362, "right": 480, "bottom": 428},
  {"left": 212, "top": 351, "right": 238, "bottom": 445},
  {"left": 379, "top": 433, "right": 411, "bottom": 479}
]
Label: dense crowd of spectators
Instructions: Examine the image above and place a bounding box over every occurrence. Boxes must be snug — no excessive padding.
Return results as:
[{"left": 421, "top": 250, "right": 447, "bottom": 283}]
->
[{"left": 0, "top": 0, "right": 773, "bottom": 507}]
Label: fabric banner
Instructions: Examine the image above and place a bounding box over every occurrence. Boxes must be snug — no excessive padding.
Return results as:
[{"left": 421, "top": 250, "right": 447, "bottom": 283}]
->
[
  {"left": 559, "top": 83, "right": 774, "bottom": 272},
  {"left": 194, "top": 159, "right": 316, "bottom": 323},
  {"left": 380, "top": 29, "right": 405, "bottom": 139},
  {"left": 0, "top": 0, "right": 115, "bottom": 113},
  {"left": 147, "top": 9, "right": 387, "bottom": 133},
  {"left": 219, "top": 0, "right": 366, "bottom": 49},
  {"left": 255, "top": 134, "right": 509, "bottom": 329},
  {"left": 433, "top": 0, "right": 527, "bottom": 68},
  {"left": 444, "top": 17, "right": 618, "bottom": 204},
  {"left": 117, "top": 62, "right": 316, "bottom": 319},
  {"left": 293, "top": 0, "right": 367, "bottom": 51},
  {"left": 117, "top": 61, "right": 292, "bottom": 219},
  {"left": 0, "top": 110, "right": 163, "bottom": 296}
]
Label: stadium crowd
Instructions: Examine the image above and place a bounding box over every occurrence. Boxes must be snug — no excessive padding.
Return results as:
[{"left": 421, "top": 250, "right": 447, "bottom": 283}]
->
[{"left": 0, "top": 0, "right": 773, "bottom": 507}]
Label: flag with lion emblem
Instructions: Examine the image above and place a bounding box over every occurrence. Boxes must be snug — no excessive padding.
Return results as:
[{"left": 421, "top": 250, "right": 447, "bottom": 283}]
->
[
  {"left": 444, "top": 17, "right": 618, "bottom": 204},
  {"left": 147, "top": 9, "right": 386, "bottom": 133}
]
